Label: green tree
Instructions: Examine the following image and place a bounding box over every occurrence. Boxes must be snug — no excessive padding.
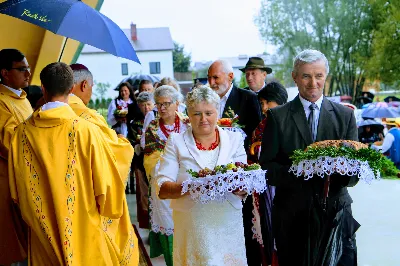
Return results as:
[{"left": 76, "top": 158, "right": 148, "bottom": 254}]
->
[
  {"left": 173, "top": 42, "right": 191, "bottom": 72},
  {"left": 255, "top": 0, "right": 377, "bottom": 100},
  {"left": 94, "top": 81, "right": 111, "bottom": 100},
  {"left": 88, "top": 99, "right": 95, "bottom": 109},
  {"left": 106, "top": 97, "right": 112, "bottom": 108},
  {"left": 94, "top": 98, "right": 100, "bottom": 109},
  {"left": 239, "top": 72, "right": 248, "bottom": 88},
  {"left": 366, "top": 0, "right": 400, "bottom": 85}
]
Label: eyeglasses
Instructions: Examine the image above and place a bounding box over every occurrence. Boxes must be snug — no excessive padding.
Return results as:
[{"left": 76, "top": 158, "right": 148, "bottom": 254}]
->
[
  {"left": 156, "top": 102, "right": 173, "bottom": 108},
  {"left": 9, "top": 67, "right": 30, "bottom": 73}
]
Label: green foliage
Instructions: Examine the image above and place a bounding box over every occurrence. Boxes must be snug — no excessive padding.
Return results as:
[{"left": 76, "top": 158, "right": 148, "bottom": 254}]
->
[
  {"left": 366, "top": 0, "right": 400, "bottom": 85},
  {"left": 290, "top": 146, "right": 398, "bottom": 177},
  {"left": 94, "top": 98, "right": 100, "bottom": 109},
  {"left": 187, "top": 163, "right": 261, "bottom": 178},
  {"left": 239, "top": 72, "right": 248, "bottom": 88},
  {"left": 173, "top": 42, "right": 191, "bottom": 72},
  {"left": 379, "top": 156, "right": 399, "bottom": 178},
  {"left": 255, "top": 0, "right": 378, "bottom": 99},
  {"left": 88, "top": 99, "right": 95, "bottom": 109},
  {"left": 106, "top": 97, "right": 112, "bottom": 107},
  {"left": 94, "top": 81, "right": 111, "bottom": 100}
]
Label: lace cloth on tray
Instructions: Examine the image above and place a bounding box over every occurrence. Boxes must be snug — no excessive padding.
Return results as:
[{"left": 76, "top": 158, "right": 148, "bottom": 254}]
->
[
  {"left": 289, "top": 156, "right": 380, "bottom": 184},
  {"left": 181, "top": 169, "right": 267, "bottom": 204}
]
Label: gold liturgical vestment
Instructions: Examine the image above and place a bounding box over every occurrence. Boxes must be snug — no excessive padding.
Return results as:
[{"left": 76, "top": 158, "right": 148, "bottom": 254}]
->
[
  {"left": 8, "top": 105, "right": 138, "bottom": 265},
  {"left": 68, "top": 94, "right": 134, "bottom": 178},
  {"left": 0, "top": 84, "right": 32, "bottom": 264}
]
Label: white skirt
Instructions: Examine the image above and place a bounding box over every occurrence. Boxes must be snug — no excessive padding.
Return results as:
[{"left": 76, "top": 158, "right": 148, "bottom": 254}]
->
[{"left": 173, "top": 200, "right": 247, "bottom": 266}]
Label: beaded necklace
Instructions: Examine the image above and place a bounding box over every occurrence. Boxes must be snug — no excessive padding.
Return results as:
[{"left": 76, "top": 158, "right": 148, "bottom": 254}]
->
[
  {"left": 159, "top": 115, "right": 180, "bottom": 139},
  {"left": 195, "top": 128, "right": 220, "bottom": 151}
]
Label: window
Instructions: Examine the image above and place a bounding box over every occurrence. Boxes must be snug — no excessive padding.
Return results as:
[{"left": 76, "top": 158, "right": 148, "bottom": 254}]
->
[
  {"left": 121, "top": 63, "right": 128, "bottom": 75},
  {"left": 149, "top": 62, "right": 161, "bottom": 74}
]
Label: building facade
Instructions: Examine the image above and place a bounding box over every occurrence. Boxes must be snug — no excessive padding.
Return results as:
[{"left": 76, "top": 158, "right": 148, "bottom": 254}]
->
[{"left": 77, "top": 24, "right": 174, "bottom": 99}]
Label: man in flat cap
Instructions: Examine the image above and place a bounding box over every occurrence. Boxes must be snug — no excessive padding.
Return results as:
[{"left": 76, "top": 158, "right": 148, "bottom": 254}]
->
[{"left": 240, "top": 56, "right": 273, "bottom": 94}]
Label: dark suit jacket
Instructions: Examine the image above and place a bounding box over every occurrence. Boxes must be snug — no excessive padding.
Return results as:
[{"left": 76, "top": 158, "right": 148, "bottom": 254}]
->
[
  {"left": 222, "top": 85, "right": 261, "bottom": 147},
  {"left": 259, "top": 95, "right": 358, "bottom": 211}
]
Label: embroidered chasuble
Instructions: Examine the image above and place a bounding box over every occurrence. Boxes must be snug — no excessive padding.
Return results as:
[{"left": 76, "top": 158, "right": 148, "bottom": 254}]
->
[
  {"left": 8, "top": 105, "right": 138, "bottom": 265},
  {"left": 0, "top": 84, "right": 33, "bottom": 264},
  {"left": 68, "top": 94, "right": 134, "bottom": 181}
]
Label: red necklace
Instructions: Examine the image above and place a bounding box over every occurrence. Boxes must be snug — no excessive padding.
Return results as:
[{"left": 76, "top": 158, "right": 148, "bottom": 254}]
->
[
  {"left": 195, "top": 129, "right": 220, "bottom": 151},
  {"left": 160, "top": 115, "right": 180, "bottom": 138}
]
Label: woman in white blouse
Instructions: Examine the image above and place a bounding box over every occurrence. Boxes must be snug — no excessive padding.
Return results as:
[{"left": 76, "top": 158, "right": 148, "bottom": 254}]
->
[
  {"left": 156, "top": 86, "right": 248, "bottom": 266},
  {"left": 143, "top": 85, "right": 189, "bottom": 266},
  {"left": 107, "top": 82, "right": 135, "bottom": 137}
]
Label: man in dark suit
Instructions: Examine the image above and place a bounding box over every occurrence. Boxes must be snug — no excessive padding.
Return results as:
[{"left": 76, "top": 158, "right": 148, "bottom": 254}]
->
[
  {"left": 240, "top": 56, "right": 272, "bottom": 94},
  {"left": 208, "top": 59, "right": 262, "bottom": 266},
  {"left": 259, "top": 49, "right": 359, "bottom": 266},
  {"left": 207, "top": 59, "right": 261, "bottom": 147}
]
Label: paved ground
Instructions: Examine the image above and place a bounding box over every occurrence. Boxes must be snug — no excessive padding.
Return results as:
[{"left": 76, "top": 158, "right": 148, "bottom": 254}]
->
[
  {"left": 127, "top": 179, "right": 400, "bottom": 266},
  {"left": 350, "top": 179, "right": 400, "bottom": 266}
]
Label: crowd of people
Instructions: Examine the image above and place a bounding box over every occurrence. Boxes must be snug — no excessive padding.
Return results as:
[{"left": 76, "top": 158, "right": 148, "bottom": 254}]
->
[{"left": 0, "top": 47, "right": 364, "bottom": 266}]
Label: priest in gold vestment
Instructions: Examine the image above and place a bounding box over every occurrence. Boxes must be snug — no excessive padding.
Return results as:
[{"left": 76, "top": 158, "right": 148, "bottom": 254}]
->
[
  {"left": 8, "top": 62, "right": 139, "bottom": 265},
  {"left": 0, "top": 49, "right": 33, "bottom": 265}
]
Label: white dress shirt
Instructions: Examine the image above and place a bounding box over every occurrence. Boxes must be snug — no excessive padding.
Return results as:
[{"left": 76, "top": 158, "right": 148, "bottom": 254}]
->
[
  {"left": 219, "top": 84, "right": 233, "bottom": 118},
  {"left": 41, "top": 101, "right": 68, "bottom": 111},
  {"left": 372, "top": 127, "right": 396, "bottom": 153},
  {"left": 299, "top": 94, "right": 324, "bottom": 138},
  {"left": 4, "top": 84, "right": 22, "bottom": 97}
]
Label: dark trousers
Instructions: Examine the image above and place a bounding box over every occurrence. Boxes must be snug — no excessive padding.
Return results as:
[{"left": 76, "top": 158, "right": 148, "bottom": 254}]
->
[{"left": 273, "top": 204, "right": 358, "bottom": 266}]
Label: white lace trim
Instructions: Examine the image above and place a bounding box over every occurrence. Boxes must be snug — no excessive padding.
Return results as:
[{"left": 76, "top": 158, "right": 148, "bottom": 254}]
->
[
  {"left": 148, "top": 197, "right": 174, "bottom": 236},
  {"left": 289, "top": 156, "right": 380, "bottom": 183},
  {"left": 251, "top": 194, "right": 264, "bottom": 246},
  {"left": 181, "top": 169, "right": 267, "bottom": 204}
]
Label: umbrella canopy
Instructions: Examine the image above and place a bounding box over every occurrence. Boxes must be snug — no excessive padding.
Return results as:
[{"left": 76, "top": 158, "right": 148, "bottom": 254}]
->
[
  {"left": 361, "top": 105, "right": 400, "bottom": 119},
  {"left": 388, "top": 101, "right": 400, "bottom": 107},
  {"left": 357, "top": 119, "right": 383, "bottom": 127},
  {"left": 116, "top": 74, "right": 160, "bottom": 90},
  {"left": 0, "top": 0, "right": 140, "bottom": 63}
]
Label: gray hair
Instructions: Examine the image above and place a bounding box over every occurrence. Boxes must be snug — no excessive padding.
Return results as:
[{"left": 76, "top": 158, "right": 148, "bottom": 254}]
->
[
  {"left": 210, "top": 59, "right": 234, "bottom": 74},
  {"left": 160, "top": 77, "right": 181, "bottom": 93},
  {"left": 186, "top": 86, "right": 220, "bottom": 113},
  {"left": 136, "top": 91, "right": 154, "bottom": 104},
  {"left": 293, "top": 49, "right": 329, "bottom": 75},
  {"left": 154, "top": 85, "right": 182, "bottom": 104},
  {"left": 72, "top": 69, "right": 93, "bottom": 85}
]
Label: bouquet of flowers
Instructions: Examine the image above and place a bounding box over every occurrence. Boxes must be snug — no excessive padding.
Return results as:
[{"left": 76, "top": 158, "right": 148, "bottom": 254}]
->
[
  {"left": 217, "top": 107, "right": 243, "bottom": 128},
  {"left": 182, "top": 162, "right": 267, "bottom": 204},
  {"left": 114, "top": 105, "right": 128, "bottom": 118},
  {"left": 289, "top": 140, "right": 395, "bottom": 183}
]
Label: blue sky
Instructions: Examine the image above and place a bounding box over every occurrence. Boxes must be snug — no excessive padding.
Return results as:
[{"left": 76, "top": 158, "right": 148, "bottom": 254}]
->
[{"left": 100, "top": 0, "right": 275, "bottom": 62}]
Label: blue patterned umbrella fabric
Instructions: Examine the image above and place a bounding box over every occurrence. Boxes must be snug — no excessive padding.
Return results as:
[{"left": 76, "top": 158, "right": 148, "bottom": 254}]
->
[
  {"left": 361, "top": 105, "right": 400, "bottom": 119},
  {"left": 0, "top": 0, "right": 140, "bottom": 63}
]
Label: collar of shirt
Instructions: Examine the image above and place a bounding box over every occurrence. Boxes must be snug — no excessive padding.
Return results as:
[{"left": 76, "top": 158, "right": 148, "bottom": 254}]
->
[
  {"left": 3, "top": 84, "right": 22, "bottom": 97},
  {"left": 219, "top": 83, "right": 234, "bottom": 118},
  {"left": 221, "top": 83, "right": 233, "bottom": 101},
  {"left": 254, "top": 82, "right": 266, "bottom": 93},
  {"left": 299, "top": 94, "right": 324, "bottom": 115},
  {"left": 41, "top": 101, "right": 68, "bottom": 111}
]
